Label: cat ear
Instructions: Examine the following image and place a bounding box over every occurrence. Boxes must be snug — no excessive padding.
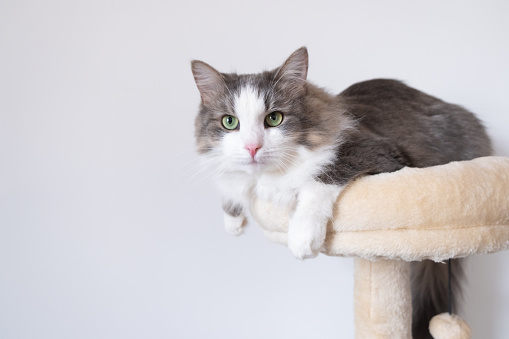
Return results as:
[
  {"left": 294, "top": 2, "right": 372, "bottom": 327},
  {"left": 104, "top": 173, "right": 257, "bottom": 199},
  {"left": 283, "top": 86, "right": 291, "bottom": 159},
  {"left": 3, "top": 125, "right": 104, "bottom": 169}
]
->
[
  {"left": 274, "top": 47, "right": 309, "bottom": 97},
  {"left": 191, "top": 60, "right": 225, "bottom": 105}
]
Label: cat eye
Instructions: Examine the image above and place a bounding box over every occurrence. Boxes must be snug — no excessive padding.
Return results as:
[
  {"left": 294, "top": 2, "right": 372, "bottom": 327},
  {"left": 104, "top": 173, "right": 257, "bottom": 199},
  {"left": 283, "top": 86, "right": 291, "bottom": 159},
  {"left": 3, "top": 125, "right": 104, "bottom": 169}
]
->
[
  {"left": 222, "top": 115, "right": 239, "bottom": 130},
  {"left": 265, "top": 111, "right": 283, "bottom": 127}
]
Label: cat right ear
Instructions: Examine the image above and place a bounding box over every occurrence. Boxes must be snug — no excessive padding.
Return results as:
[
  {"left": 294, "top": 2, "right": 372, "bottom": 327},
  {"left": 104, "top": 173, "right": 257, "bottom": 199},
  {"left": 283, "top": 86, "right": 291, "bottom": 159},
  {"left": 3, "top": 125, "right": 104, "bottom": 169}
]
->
[{"left": 191, "top": 60, "right": 224, "bottom": 105}]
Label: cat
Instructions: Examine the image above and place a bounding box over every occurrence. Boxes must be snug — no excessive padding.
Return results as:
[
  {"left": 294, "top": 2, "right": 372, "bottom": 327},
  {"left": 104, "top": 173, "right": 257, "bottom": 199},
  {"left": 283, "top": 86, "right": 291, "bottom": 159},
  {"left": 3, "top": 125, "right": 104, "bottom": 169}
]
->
[{"left": 191, "top": 47, "right": 492, "bottom": 339}]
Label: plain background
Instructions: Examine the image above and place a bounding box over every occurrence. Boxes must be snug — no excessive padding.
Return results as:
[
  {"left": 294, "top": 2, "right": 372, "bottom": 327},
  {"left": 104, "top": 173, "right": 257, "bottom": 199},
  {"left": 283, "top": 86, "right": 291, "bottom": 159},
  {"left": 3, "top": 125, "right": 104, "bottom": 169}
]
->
[{"left": 1, "top": 1, "right": 508, "bottom": 338}]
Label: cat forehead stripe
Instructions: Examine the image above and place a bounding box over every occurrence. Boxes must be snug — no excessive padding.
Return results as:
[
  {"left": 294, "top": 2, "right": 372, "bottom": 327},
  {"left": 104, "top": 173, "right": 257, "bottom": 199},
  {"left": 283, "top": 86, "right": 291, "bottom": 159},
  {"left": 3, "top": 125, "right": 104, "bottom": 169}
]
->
[{"left": 234, "top": 85, "right": 266, "bottom": 120}]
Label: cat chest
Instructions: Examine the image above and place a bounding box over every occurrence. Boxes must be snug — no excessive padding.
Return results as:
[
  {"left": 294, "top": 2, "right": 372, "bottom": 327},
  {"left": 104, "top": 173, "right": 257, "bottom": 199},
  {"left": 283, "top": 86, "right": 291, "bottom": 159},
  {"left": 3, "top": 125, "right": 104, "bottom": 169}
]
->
[
  {"left": 216, "top": 172, "right": 300, "bottom": 208},
  {"left": 254, "top": 175, "right": 299, "bottom": 207}
]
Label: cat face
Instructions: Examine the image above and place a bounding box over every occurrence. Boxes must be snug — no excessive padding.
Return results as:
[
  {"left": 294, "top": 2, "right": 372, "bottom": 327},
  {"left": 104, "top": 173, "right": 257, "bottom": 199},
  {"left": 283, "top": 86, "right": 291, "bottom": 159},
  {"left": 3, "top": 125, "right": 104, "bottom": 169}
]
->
[{"left": 191, "top": 48, "right": 311, "bottom": 175}]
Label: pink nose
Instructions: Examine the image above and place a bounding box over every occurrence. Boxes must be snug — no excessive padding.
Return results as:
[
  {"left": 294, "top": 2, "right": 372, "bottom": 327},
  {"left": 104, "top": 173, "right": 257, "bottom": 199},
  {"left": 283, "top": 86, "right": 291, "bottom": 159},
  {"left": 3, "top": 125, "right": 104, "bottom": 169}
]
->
[{"left": 245, "top": 143, "right": 261, "bottom": 158}]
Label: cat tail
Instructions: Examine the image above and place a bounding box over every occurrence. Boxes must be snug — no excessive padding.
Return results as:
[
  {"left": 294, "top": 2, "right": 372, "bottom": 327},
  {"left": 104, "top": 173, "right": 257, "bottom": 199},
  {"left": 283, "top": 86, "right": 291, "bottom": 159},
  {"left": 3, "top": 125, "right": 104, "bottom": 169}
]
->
[{"left": 410, "top": 259, "right": 464, "bottom": 339}]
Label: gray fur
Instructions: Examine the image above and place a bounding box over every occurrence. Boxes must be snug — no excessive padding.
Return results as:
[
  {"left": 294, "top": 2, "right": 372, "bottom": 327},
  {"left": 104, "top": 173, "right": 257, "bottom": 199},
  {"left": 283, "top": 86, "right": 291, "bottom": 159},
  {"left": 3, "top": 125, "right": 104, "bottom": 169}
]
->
[
  {"left": 411, "top": 260, "right": 464, "bottom": 339},
  {"left": 317, "top": 78, "right": 492, "bottom": 185},
  {"left": 191, "top": 47, "right": 492, "bottom": 338},
  {"left": 222, "top": 200, "right": 243, "bottom": 217}
]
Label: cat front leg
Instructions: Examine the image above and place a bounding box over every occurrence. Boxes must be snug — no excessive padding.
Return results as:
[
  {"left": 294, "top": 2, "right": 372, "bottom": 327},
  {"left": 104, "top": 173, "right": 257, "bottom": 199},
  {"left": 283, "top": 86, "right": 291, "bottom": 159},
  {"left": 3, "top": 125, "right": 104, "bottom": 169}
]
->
[
  {"left": 288, "top": 182, "right": 342, "bottom": 259},
  {"left": 222, "top": 200, "right": 247, "bottom": 236}
]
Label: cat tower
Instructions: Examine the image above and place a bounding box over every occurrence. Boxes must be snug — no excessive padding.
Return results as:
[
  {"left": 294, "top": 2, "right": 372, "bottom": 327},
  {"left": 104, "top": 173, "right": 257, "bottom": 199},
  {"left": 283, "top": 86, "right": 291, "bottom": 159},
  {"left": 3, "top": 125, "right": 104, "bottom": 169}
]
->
[{"left": 249, "top": 156, "right": 509, "bottom": 339}]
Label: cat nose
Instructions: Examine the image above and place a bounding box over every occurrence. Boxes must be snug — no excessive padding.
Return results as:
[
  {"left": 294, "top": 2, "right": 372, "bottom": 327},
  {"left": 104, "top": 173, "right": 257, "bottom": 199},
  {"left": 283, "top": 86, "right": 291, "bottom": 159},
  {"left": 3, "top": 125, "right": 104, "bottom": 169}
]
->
[{"left": 245, "top": 143, "right": 261, "bottom": 158}]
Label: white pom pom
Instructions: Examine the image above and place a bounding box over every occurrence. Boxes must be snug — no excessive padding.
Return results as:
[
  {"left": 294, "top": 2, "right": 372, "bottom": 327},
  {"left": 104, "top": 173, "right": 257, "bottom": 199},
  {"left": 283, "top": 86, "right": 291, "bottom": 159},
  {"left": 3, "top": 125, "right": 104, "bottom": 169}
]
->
[{"left": 429, "top": 313, "right": 471, "bottom": 339}]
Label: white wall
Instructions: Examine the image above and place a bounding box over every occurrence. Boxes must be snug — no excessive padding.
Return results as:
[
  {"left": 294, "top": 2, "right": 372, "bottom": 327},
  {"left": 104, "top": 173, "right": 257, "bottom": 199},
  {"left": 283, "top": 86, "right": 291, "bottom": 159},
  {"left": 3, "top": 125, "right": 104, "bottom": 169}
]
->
[{"left": 1, "top": 1, "right": 508, "bottom": 338}]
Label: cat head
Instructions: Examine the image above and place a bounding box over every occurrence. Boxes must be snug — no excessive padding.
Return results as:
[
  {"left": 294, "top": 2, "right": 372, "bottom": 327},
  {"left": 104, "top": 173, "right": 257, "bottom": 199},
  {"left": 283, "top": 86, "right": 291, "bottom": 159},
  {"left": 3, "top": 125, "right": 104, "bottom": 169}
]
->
[{"left": 191, "top": 47, "right": 338, "bottom": 176}]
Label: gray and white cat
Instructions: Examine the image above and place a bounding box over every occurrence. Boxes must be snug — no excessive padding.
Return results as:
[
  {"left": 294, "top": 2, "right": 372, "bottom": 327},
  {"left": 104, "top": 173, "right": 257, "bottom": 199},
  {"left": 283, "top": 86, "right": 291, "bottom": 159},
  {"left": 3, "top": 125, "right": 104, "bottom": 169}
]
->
[{"left": 191, "top": 47, "right": 492, "bottom": 339}]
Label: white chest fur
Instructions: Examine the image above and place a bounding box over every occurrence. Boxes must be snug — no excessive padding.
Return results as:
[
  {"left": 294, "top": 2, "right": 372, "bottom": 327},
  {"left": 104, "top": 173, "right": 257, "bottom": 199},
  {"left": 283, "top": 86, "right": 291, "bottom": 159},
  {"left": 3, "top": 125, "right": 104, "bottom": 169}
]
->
[{"left": 216, "top": 145, "right": 337, "bottom": 209}]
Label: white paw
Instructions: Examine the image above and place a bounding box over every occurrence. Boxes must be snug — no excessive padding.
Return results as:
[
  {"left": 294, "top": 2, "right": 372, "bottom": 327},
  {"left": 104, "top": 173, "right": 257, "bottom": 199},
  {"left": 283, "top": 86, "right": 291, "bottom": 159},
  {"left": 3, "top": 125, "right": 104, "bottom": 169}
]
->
[
  {"left": 287, "top": 220, "right": 324, "bottom": 260},
  {"left": 224, "top": 213, "right": 247, "bottom": 236},
  {"left": 286, "top": 181, "right": 341, "bottom": 260},
  {"left": 288, "top": 232, "right": 320, "bottom": 259}
]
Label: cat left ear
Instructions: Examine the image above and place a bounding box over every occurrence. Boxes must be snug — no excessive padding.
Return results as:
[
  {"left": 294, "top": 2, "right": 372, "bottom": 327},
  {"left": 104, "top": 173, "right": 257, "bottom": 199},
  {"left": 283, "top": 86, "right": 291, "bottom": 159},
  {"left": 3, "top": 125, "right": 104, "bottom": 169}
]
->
[
  {"left": 274, "top": 47, "right": 309, "bottom": 97},
  {"left": 191, "top": 60, "right": 225, "bottom": 105}
]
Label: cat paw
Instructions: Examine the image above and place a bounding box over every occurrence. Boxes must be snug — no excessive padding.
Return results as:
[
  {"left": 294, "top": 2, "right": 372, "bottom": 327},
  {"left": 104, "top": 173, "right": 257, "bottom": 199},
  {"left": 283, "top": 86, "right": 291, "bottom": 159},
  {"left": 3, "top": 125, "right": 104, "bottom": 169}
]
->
[
  {"left": 286, "top": 181, "right": 339, "bottom": 260},
  {"left": 223, "top": 213, "right": 247, "bottom": 236},
  {"left": 287, "top": 229, "right": 321, "bottom": 260}
]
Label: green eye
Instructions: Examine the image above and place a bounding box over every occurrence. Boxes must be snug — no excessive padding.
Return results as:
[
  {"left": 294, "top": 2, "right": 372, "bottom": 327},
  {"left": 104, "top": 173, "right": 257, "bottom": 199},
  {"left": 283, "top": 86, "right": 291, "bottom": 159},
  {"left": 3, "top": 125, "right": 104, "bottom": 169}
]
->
[
  {"left": 265, "top": 111, "right": 283, "bottom": 127},
  {"left": 222, "top": 115, "right": 239, "bottom": 130}
]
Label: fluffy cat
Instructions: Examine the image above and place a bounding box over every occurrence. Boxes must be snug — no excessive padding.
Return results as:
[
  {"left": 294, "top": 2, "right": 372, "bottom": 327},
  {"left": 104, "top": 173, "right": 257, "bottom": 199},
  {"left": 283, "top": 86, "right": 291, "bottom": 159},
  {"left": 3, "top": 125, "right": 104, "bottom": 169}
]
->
[{"left": 191, "top": 47, "right": 492, "bottom": 339}]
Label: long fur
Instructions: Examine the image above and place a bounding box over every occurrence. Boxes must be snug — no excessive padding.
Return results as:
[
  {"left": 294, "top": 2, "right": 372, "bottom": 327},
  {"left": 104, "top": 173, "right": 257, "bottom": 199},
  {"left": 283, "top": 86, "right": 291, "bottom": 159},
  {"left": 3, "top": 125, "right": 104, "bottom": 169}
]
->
[{"left": 191, "top": 47, "right": 492, "bottom": 337}]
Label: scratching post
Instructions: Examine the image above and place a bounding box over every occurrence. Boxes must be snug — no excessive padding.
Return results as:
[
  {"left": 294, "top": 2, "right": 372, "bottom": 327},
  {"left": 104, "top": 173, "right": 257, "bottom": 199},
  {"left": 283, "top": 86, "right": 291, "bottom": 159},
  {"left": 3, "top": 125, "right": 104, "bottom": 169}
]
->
[
  {"left": 249, "top": 156, "right": 509, "bottom": 338},
  {"left": 354, "top": 259, "right": 412, "bottom": 338}
]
